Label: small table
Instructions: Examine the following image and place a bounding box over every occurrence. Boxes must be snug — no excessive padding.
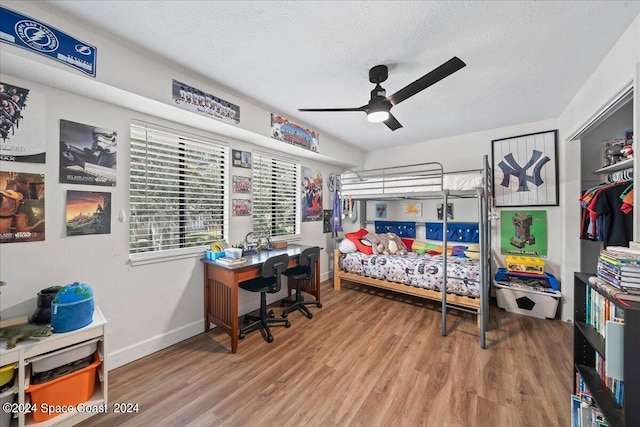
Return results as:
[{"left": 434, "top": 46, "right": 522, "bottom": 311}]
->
[{"left": 202, "top": 244, "right": 321, "bottom": 353}]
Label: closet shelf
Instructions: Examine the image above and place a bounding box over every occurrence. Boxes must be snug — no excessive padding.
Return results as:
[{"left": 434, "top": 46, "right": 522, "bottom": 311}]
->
[{"left": 593, "top": 158, "right": 633, "bottom": 174}]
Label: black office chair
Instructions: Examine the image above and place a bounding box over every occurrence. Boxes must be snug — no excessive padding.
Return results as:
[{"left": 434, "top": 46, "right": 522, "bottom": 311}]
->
[
  {"left": 238, "top": 253, "right": 291, "bottom": 343},
  {"left": 281, "top": 246, "right": 322, "bottom": 319}
]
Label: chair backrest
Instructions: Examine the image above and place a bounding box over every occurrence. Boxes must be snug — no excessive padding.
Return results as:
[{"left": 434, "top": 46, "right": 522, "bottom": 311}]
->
[
  {"left": 298, "top": 246, "right": 320, "bottom": 280},
  {"left": 261, "top": 253, "right": 290, "bottom": 292}
]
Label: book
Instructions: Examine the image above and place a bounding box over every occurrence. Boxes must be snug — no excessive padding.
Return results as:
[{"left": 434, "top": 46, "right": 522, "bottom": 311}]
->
[
  {"left": 588, "top": 276, "right": 640, "bottom": 306},
  {"left": 598, "top": 257, "right": 640, "bottom": 275},
  {"left": 215, "top": 256, "right": 246, "bottom": 266}
]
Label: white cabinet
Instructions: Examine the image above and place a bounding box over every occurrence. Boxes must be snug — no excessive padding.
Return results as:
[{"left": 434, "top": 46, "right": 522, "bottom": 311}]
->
[{"left": 0, "top": 306, "right": 107, "bottom": 427}]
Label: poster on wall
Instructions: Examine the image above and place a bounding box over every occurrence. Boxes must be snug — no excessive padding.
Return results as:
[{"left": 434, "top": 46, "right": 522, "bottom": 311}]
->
[
  {"left": 271, "top": 114, "right": 319, "bottom": 152},
  {"left": 403, "top": 202, "right": 422, "bottom": 217},
  {"left": 59, "top": 119, "right": 117, "bottom": 186},
  {"left": 375, "top": 203, "right": 387, "bottom": 219},
  {"left": 172, "top": 79, "right": 240, "bottom": 124},
  {"left": 65, "top": 190, "right": 112, "bottom": 236},
  {"left": 232, "top": 199, "right": 251, "bottom": 216},
  {"left": 301, "top": 166, "right": 322, "bottom": 222},
  {"left": 492, "top": 130, "right": 558, "bottom": 207},
  {"left": 500, "top": 210, "right": 548, "bottom": 256},
  {"left": 232, "top": 149, "right": 251, "bottom": 168},
  {"left": 0, "top": 171, "right": 45, "bottom": 244},
  {"left": 0, "top": 7, "right": 97, "bottom": 77},
  {"left": 232, "top": 175, "right": 251, "bottom": 193},
  {"left": 0, "top": 81, "right": 46, "bottom": 163}
]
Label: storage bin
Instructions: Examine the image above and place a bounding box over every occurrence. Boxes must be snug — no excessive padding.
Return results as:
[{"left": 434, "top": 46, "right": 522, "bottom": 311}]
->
[
  {"left": 0, "top": 363, "right": 17, "bottom": 389},
  {"left": 26, "top": 352, "right": 101, "bottom": 422},
  {"left": 495, "top": 282, "right": 561, "bottom": 319},
  {"left": 30, "top": 339, "right": 98, "bottom": 374},
  {"left": 0, "top": 388, "right": 15, "bottom": 427}
]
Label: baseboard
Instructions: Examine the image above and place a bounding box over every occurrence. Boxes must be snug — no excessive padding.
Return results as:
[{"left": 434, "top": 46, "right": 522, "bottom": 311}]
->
[{"left": 107, "top": 320, "right": 203, "bottom": 370}]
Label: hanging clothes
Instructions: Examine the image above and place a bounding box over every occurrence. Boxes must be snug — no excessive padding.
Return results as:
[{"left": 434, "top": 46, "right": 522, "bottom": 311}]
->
[
  {"left": 580, "top": 181, "right": 634, "bottom": 246},
  {"left": 331, "top": 187, "right": 343, "bottom": 237}
]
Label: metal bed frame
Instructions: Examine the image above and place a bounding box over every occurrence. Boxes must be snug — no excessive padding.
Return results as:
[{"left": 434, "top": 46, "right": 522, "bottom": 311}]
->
[{"left": 333, "top": 155, "right": 492, "bottom": 348}]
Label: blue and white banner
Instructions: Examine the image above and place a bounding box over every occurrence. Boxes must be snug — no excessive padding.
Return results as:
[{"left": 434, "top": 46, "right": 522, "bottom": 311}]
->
[{"left": 0, "top": 7, "right": 97, "bottom": 77}]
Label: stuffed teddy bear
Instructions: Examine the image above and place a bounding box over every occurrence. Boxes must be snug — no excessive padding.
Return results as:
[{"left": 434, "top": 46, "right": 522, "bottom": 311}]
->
[{"left": 365, "top": 232, "right": 408, "bottom": 256}]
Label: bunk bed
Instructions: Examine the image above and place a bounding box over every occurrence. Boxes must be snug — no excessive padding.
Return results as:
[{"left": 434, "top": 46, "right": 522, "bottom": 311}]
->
[{"left": 333, "top": 155, "right": 492, "bottom": 348}]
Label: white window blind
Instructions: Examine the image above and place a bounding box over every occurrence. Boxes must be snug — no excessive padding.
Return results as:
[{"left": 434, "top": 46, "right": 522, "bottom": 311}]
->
[
  {"left": 252, "top": 151, "right": 300, "bottom": 239},
  {"left": 129, "top": 122, "right": 228, "bottom": 261}
]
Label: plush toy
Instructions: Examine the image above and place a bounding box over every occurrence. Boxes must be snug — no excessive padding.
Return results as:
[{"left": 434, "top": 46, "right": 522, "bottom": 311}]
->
[{"left": 365, "top": 232, "right": 408, "bottom": 256}]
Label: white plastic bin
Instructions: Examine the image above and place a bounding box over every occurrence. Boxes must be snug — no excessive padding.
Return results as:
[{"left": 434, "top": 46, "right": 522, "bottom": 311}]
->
[{"left": 495, "top": 282, "right": 561, "bottom": 319}]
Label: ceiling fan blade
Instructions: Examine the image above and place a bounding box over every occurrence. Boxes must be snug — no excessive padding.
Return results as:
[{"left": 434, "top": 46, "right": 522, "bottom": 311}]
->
[
  {"left": 298, "top": 106, "right": 365, "bottom": 112},
  {"left": 384, "top": 113, "right": 402, "bottom": 131},
  {"left": 387, "top": 56, "right": 466, "bottom": 106}
]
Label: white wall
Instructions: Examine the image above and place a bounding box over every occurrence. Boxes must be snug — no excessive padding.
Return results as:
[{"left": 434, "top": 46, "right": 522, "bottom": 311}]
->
[{"left": 0, "top": 1, "right": 363, "bottom": 369}]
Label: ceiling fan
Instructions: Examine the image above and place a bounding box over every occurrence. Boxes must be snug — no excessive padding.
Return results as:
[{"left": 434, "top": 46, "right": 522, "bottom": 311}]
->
[{"left": 298, "top": 57, "right": 466, "bottom": 131}]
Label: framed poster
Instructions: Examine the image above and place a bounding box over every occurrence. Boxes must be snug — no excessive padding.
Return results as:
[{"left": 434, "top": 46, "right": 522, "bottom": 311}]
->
[
  {"left": 232, "top": 149, "right": 251, "bottom": 168},
  {"left": 172, "top": 79, "right": 240, "bottom": 124},
  {"left": 375, "top": 203, "right": 387, "bottom": 219},
  {"left": 271, "top": 114, "right": 319, "bottom": 152},
  {"left": 402, "top": 202, "right": 422, "bottom": 217},
  {"left": 59, "top": 119, "right": 117, "bottom": 186},
  {"left": 500, "top": 210, "right": 548, "bottom": 256},
  {"left": 232, "top": 175, "right": 251, "bottom": 193},
  {"left": 232, "top": 199, "right": 251, "bottom": 216},
  {"left": 492, "top": 130, "right": 558, "bottom": 207},
  {"left": 301, "top": 166, "right": 322, "bottom": 222},
  {"left": 0, "top": 81, "right": 46, "bottom": 163},
  {"left": 0, "top": 171, "right": 45, "bottom": 243},
  {"left": 66, "top": 190, "right": 112, "bottom": 236}
]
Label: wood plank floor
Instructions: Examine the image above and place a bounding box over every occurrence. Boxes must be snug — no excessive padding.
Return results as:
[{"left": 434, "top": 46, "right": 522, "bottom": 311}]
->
[{"left": 79, "top": 280, "right": 572, "bottom": 427}]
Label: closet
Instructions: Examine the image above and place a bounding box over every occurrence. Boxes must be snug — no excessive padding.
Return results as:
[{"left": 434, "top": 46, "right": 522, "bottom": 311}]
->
[{"left": 577, "top": 86, "right": 636, "bottom": 273}]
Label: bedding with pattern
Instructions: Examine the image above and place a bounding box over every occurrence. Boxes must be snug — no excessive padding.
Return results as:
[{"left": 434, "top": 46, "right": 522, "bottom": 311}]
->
[{"left": 340, "top": 252, "right": 480, "bottom": 297}]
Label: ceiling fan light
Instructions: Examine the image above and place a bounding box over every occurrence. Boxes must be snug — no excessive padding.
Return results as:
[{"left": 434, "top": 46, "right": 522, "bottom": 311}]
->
[{"left": 367, "top": 110, "right": 389, "bottom": 123}]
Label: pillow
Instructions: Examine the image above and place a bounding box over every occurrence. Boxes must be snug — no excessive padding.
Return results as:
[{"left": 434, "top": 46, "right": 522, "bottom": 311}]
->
[
  {"left": 401, "top": 238, "right": 414, "bottom": 250},
  {"left": 344, "top": 228, "right": 373, "bottom": 254},
  {"left": 338, "top": 238, "right": 357, "bottom": 253}
]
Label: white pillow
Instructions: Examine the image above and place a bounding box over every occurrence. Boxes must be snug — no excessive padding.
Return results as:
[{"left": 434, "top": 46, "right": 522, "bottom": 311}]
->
[{"left": 338, "top": 238, "right": 357, "bottom": 253}]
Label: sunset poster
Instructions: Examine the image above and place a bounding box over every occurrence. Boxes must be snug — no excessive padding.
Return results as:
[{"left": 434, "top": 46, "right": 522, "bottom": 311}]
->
[{"left": 66, "top": 190, "right": 112, "bottom": 236}]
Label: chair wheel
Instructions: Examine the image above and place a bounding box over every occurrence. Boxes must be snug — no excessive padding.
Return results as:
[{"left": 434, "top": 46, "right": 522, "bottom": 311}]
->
[
  {"left": 239, "top": 332, "right": 245, "bottom": 340},
  {"left": 285, "top": 321, "right": 291, "bottom": 328},
  {"left": 268, "top": 310, "right": 275, "bottom": 318},
  {"left": 307, "top": 312, "right": 313, "bottom": 319},
  {"left": 266, "top": 335, "right": 274, "bottom": 343},
  {"left": 282, "top": 312, "right": 288, "bottom": 318},
  {"left": 317, "top": 302, "right": 323, "bottom": 308}
]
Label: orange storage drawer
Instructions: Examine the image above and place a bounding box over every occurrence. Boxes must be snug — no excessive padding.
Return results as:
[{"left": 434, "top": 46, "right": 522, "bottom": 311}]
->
[{"left": 26, "top": 352, "right": 101, "bottom": 422}]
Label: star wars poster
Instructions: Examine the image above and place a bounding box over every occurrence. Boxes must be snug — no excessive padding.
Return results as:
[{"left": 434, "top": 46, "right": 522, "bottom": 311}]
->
[
  {"left": 0, "top": 82, "right": 46, "bottom": 163},
  {"left": 59, "top": 119, "right": 117, "bottom": 186},
  {"left": 500, "top": 210, "right": 548, "bottom": 256},
  {"left": 301, "top": 167, "right": 322, "bottom": 222},
  {"left": 0, "top": 171, "right": 45, "bottom": 243},
  {"left": 66, "top": 190, "right": 112, "bottom": 236}
]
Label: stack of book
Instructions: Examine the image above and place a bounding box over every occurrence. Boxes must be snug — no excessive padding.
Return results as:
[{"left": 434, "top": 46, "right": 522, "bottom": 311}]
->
[
  {"left": 595, "top": 246, "right": 640, "bottom": 303},
  {"left": 215, "top": 255, "right": 246, "bottom": 266}
]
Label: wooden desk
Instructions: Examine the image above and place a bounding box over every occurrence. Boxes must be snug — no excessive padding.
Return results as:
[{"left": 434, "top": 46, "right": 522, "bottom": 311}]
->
[{"left": 203, "top": 244, "right": 321, "bottom": 353}]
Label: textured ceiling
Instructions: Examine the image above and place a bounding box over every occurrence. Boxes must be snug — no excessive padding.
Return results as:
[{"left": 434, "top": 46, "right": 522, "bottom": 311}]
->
[{"left": 44, "top": 1, "right": 640, "bottom": 152}]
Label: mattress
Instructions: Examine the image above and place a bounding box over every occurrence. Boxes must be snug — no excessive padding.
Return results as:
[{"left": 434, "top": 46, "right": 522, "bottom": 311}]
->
[
  {"left": 340, "top": 252, "right": 480, "bottom": 297},
  {"left": 340, "top": 171, "right": 483, "bottom": 197}
]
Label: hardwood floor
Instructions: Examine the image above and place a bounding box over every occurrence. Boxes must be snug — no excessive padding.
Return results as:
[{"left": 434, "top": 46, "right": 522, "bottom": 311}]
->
[{"left": 79, "top": 280, "right": 572, "bottom": 427}]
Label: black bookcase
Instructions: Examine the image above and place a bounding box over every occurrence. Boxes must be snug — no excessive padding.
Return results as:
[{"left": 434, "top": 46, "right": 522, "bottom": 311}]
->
[{"left": 574, "top": 272, "right": 640, "bottom": 426}]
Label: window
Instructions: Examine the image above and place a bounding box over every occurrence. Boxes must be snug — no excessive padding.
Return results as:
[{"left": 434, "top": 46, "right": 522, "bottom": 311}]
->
[
  {"left": 129, "top": 122, "right": 228, "bottom": 262},
  {"left": 252, "top": 151, "right": 300, "bottom": 239}
]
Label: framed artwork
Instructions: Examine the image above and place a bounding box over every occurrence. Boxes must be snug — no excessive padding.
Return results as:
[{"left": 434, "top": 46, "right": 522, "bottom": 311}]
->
[
  {"left": 270, "top": 114, "right": 319, "bottom": 152},
  {"left": 232, "top": 175, "right": 251, "bottom": 193},
  {"left": 0, "top": 81, "right": 46, "bottom": 163},
  {"left": 232, "top": 149, "right": 251, "bottom": 168},
  {"left": 500, "top": 210, "right": 548, "bottom": 256},
  {"left": 322, "top": 209, "right": 332, "bottom": 233},
  {"left": 492, "top": 130, "right": 558, "bottom": 207},
  {"left": 437, "top": 203, "right": 453, "bottom": 220},
  {"left": 232, "top": 199, "right": 251, "bottom": 216},
  {"left": 301, "top": 166, "right": 323, "bottom": 222},
  {"left": 375, "top": 203, "right": 387, "bottom": 219},
  {"left": 172, "top": 79, "right": 240, "bottom": 124},
  {"left": 402, "top": 202, "right": 422, "bottom": 217},
  {"left": 60, "top": 119, "right": 117, "bottom": 186},
  {"left": 66, "top": 190, "right": 112, "bottom": 236},
  {"left": 0, "top": 171, "right": 45, "bottom": 243}
]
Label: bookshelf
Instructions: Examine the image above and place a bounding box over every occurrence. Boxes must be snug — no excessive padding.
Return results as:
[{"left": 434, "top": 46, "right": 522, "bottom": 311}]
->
[{"left": 574, "top": 272, "right": 640, "bottom": 426}]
